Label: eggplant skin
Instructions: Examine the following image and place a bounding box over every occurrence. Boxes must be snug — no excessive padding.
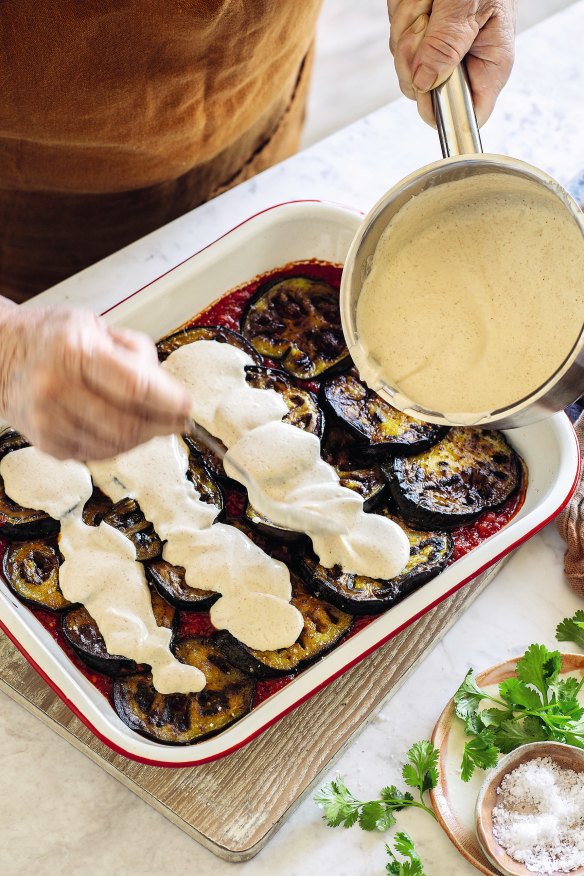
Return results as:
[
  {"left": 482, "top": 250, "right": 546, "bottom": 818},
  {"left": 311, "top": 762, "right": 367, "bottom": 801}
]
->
[
  {"left": 322, "top": 371, "right": 447, "bottom": 458},
  {"left": 321, "top": 423, "right": 386, "bottom": 512},
  {"left": 113, "top": 636, "right": 256, "bottom": 745},
  {"left": 383, "top": 428, "right": 522, "bottom": 530},
  {"left": 103, "top": 498, "right": 162, "bottom": 562},
  {"left": 297, "top": 508, "right": 453, "bottom": 615},
  {"left": 61, "top": 589, "right": 176, "bottom": 676},
  {"left": 146, "top": 559, "right": 220, "bottom": 611},
  {"left": 216, "top": 577, "right": 353, "bottom": 677},
  {"left": 156, "top": 324, "right": 262, "bottom": 364},
  {"left": 0, "top": 431, "right": 59, "bottom": 539},
  {"left": 245, "top": 366, "right": 324, "bottom": 437},
  {"left": 2, "top": 539, "right": 70, "bottom": 612},
  {"left": 241, "top": 276, "right": 351, "bottom": 380}
]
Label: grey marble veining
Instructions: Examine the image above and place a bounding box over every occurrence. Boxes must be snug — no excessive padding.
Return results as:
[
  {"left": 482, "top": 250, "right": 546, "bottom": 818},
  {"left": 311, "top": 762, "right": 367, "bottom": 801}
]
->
[{"left": 2, "top": 3, "right": 584, "bottom": 874}]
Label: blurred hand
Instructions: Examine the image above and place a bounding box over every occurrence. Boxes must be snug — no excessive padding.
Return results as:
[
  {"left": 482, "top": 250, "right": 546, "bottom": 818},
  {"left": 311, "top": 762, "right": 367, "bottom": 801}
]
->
[
  {"left": 388, "top": 0, "right": 517, "bottom": 126},
  {"left": 0, "top": 306, "right": 192, "bottom": 460}
]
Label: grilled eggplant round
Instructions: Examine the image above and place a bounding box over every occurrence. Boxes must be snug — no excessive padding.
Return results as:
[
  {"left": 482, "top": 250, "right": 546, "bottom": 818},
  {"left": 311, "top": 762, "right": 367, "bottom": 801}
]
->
[
  {"left": 322, "top": 371, "right": 447, "bottom": 457},
  {"left": 82, "top": 487, "right": 114, "bottom": 527},
  {"left": 321, "top": 424, "right": 386, "bottom": 511},
  {"left": 298, "top": 508, "right": 453, "bottom": 615},
  {"left": 245, "top": 366, "right": 324, "bottom": 436},
  {"left": 156, "top": 324, "right": 262, "bottom": 364},
  {"left": 113, "top": 636, "right": 256, "bottom": 744},
  {"left": 2, "top": 539, "right": 69, "bottom": 611},
  {"left": 0, "top": 431, "right": 59, "bottom": 539},
  {"left": 61, "top": 589, "right": 176, "bottom": 676},
  {"left": 216, "top": 577, "right": 352, "bottom": 677},
  {"left": 241, "top": 276, "right": 350, "bottom": 379},
  {"left": 103, "top": 498, "right": 162, "bottom": 561},
  {"left": 383, "top": 428, "right": 522, "bottom": 529},
  {"left": 244, "top": 501, "right": 303, "bottom": 543},
  {"left": 146, "top": 559, "right": 220, "bottom": 611}
]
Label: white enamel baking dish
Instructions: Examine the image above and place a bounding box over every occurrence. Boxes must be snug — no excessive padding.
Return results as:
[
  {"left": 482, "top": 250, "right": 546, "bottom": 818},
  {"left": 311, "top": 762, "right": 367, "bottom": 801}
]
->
[{"left": 0, "top": 201, "right": 580, "bottom": 767}]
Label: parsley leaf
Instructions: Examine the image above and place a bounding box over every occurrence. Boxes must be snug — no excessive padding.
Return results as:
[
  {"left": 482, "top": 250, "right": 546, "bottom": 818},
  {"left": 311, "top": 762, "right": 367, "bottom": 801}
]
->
[
  {"left": 402, "top": 740, "right": 439, "bottom": 795},
  {"left": 385, "top": 833, "right": 426, "bottom": 876},
  {"left": 453, "top": 669, "right": 485, "bottom": 721},
  {"left": 556, "top": 611, "right": 584, "bottom": 650},
  {"left": 499, "top": 677, "right": 542, "bottom": 710},
  {"left": 314, "top": 776, "right": 359, "bottom": 828},
  {"left": 516, "top": 644, "right": 561, "bottom": 704},
  {"left": 359, "top": 801, "right": 390, "bottom": 832},
  {"left": 461, "top": 730, "right": 499, "bottom": 781}
]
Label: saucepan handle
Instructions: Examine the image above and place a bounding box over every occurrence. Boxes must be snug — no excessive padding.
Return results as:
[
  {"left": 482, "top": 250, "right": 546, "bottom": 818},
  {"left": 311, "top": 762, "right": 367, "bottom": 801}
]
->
[{"left": 432, "top": 64, "right": 483, "bottom": 157}]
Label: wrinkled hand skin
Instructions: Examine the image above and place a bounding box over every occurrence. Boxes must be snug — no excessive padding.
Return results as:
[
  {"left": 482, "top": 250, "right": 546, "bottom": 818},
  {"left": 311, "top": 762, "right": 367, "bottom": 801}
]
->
[
  {"left": 0, "top": 306, "right": 192, "bottom": 461},
  {"left": 387, "top": 0, "right": 517, "bottom": 126}
]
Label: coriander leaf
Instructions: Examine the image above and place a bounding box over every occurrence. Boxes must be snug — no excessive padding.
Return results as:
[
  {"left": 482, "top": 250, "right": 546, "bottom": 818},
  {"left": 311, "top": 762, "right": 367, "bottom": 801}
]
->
[
  {"left": 379, "top": 785, "right": 414, "bottom": 809},
  {"left": 494, "top": 716, "right": 547, "bottom": 753},
  {"left": 516, "top": 644, "right": 561, "bottom": 704},
  {"left": 358, "top": 801, "right": 388, "bottom": 832},
  {"left": 385, "top": 834, "right": 426, "bottom": 876},
  {"left": 454, "top": 669, "right": 485, "bottom": 722},
  {"left": 559, "top": 724, "right": 584, "bottom": 748},
  {"left": 402, "top": 741, "right": 439, "bottom": 794},
  {"left": 314, "top": 776, "right": 359, "bottom": 828},
  {"left": 460, "top": 730, "right": 498, "bottom": 782},
  {"left": 476, "top": 707, "right": 514, "bottom": 729},
  {"left": 556, "top": 611, "right": 584, "bottom": 649},
  {"left": 499, "top": 677, "right": 542, "bottom": 710}
]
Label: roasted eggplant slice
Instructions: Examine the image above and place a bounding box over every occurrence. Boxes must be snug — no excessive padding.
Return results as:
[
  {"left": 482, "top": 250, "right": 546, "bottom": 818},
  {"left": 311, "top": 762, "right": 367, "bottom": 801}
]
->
[
  {"left": 241, "top": 276, "right": 350, "bottom": 379},
  {"left": 184, "top": 441, "right": 224, "bottom": 512},
  {"left": 146, "top": 559, "right": 220, "bottom": 611},
  {"left": 245, "top": 366, "right": 324, "bottom": 437},
  {"left": 298, "top": 508, "right": 453, "bottom": 615},
  {"left": 102, "top": 498, "right": 162, "bottom": 562},
  {"left": 383, "top": 428, "right": 522, "bottom": 529},
  {"left": 322, "top": 371, "right": 447, "bottom": 457},
  {"left": 113, "top": 636, "right": 256, "bottom": 744},
  {"left": 244, "top": 501, "right": 303, "bottom": 543},
  {"left": 321, "top": 424, "right": 386, "bottom": 511},
  {"left": 0, "top": 431, "right": 59, "bottom": 539},
  {"left": 156, "top": 324, "right": 262, "bottom": 364},
  {"left": 82, "top": 487, "right": 114, "bottom": 527},
  {"left": 2, "top": 539, "right": 69, "bottom": 611},
  {"left": 216, "top": 577, "right": 352, "bottom": 677},
  {"left": 61, "top": 589, "right": 176, "bottom": 676}
]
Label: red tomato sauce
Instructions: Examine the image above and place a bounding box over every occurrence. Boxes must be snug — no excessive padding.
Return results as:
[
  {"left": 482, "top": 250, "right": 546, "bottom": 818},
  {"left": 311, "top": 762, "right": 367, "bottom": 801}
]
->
[{"left": 1, "top": 260, "right": 526, "bottom": 716}]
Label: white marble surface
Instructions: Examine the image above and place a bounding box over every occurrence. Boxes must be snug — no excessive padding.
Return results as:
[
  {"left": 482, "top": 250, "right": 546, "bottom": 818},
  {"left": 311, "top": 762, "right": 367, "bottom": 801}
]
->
[{"left": 2, "top": 3, "right": 584, "bottom": 874}]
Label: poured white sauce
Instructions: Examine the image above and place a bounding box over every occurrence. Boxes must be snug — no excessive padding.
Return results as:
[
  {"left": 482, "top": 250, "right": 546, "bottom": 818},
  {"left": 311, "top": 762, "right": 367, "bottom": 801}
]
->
[
  {"left": 163, "top": 342, "right": 410, "bottom": 580},
  {"left": 355, "top": 174, "right": 584, "bottom": 421},
  {"left": 0, "top": 446, "right": 205, "bottom": 694},
  {"left": 89, "top": 434, "right": 302, "bottom": 651}
]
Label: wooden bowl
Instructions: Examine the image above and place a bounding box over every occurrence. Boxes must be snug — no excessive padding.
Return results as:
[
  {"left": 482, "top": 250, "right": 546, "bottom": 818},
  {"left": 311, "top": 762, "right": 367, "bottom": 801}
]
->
[{"left": 475, "top": 741, "right": 584, "bottom": 876}]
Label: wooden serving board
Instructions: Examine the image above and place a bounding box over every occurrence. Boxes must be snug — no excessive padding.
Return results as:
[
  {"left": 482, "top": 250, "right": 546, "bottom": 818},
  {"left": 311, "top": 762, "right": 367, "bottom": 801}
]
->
[{"left": 0, "top": 562, "right": 504, "bottom": 863}]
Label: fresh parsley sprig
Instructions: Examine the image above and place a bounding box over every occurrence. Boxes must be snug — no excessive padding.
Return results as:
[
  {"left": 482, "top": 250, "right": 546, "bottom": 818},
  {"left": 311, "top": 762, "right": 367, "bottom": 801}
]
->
[
  {"left": 385, "top": 832, "right": 426, "bottom": 876},
  {"left": 454, "top": 643, "right": 584, "bottom": 781},
  {"left": 556, "top": 610, "right": 584, "bottom": 650},
  {"left": 314, "top": 740, "right": 438, "bottom": 831}
]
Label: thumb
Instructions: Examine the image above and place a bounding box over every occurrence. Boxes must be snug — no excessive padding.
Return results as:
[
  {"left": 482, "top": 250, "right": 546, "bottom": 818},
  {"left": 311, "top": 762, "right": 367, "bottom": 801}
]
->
[{"left": 412, "top": 0, "right": 479, "bottom": 93}]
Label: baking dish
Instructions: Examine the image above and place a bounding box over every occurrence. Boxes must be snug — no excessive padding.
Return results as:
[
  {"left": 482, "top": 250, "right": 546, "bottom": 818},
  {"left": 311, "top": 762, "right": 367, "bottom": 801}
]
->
[{"left": 0, "top": 201, "right": 580, "bottom": 766}]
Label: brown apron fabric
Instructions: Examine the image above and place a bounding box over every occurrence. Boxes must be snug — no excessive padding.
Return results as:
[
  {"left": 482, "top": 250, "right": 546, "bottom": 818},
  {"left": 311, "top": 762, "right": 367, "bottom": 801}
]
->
[
  {"left": 0, "top": 1, "right": 321, "bottom": 302},
  {"left": 557, "top": 411, "right": 584, "bottom": 596}
]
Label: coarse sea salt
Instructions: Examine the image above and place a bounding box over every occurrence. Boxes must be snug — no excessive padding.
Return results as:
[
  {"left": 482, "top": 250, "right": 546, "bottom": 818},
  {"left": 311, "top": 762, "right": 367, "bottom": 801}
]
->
[{"left": 492, "top": 756, "right": 584, "bottom": 873}]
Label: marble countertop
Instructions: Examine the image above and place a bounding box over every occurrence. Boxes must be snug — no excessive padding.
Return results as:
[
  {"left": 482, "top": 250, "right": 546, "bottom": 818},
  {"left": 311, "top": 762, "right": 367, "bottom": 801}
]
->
[{"left": 2, "top": 3, "right": 584, "bottom": 874}]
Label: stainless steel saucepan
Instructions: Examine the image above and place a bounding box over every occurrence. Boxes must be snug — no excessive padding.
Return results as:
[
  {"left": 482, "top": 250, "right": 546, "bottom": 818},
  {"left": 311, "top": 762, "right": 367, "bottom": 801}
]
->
[{"left": 340, "top": 66, "right": 584, "bottom": 429}]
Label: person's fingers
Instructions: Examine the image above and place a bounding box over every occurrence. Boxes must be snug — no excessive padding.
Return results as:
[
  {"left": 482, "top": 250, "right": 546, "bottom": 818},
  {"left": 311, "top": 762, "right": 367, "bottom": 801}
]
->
[
  {"left": 464, "top": 17, "right": 516, "bottom": 125},
  {"left": 78, "top": 337, "right": 192, "bottom": 425},
  {"left": 411, "top": 0, "right": 481, "bottom": 94},
  {"left": 389, "top": 1, "right": 432, "bottom": 100},
  {"left": 416, "top": 90, "right": 436, "bottom": 127},
  {"left": 108, "top": 326, "right": 159, "bottom": 363}
]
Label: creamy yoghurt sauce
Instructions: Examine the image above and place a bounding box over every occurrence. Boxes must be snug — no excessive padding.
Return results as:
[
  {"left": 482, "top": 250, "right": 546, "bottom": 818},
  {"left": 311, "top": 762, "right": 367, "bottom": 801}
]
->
[
  {"left": 355, "top": 174, "right": 584, "bottom": 421},
  {"left": 0, "top": 446, "right": 205, "bottom": 694},
  {"left": 89, "top": 434, "right": 303, "bottom": 652},
  {"left": 163, "top": 341, "right": 410, "bottom": 579}
]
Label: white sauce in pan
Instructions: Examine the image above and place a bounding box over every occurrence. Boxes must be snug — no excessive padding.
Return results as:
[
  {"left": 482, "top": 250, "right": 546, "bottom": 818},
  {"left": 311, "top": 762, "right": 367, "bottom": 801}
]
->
[
  {"left": 356, "top": 175, "right": 584, "bottom": 421},
  {"left": 163, "top": 341, "right": 410, "bottom": 580}
]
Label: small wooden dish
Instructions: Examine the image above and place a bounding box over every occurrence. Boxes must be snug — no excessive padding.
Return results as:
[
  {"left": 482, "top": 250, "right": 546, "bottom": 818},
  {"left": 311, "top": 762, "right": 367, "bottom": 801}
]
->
[{"left": 475, "top": 741, "right": 584, "bottom": 876}]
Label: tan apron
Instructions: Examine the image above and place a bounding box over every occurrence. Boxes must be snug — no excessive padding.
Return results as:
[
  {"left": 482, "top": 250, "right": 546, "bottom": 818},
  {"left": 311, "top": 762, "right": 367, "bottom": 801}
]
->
[{"left": 0, "top": 1, "right": 322, "bottom": 302}]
